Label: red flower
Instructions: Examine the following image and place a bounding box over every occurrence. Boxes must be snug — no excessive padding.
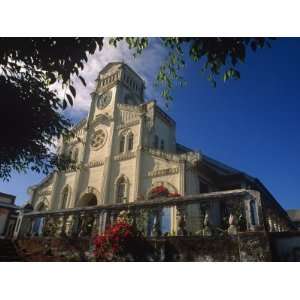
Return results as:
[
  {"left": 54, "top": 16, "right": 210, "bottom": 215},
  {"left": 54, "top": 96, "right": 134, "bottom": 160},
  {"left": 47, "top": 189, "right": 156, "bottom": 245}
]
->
[{"left": 93, "top": 219, "right": 141, "bottom": 261}]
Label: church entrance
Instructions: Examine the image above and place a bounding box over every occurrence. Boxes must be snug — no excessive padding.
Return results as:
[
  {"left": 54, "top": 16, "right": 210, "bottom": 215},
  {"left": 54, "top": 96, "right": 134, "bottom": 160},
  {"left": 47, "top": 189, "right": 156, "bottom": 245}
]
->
[{"left": 77, "top": 193, "right": 98, "bottom": 207}]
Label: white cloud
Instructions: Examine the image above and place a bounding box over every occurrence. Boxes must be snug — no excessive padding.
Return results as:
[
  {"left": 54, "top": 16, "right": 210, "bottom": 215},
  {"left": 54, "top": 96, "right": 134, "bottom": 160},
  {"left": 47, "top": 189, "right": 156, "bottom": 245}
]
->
[{"left": 63, "top": 38, "right": 168, "bottom": 120}]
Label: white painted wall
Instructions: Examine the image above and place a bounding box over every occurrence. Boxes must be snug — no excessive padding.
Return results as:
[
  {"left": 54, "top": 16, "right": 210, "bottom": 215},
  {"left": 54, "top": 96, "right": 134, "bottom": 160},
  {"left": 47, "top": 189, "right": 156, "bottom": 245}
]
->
[{"left": 29, "top": 63, "right": 201, "bottom": 211}]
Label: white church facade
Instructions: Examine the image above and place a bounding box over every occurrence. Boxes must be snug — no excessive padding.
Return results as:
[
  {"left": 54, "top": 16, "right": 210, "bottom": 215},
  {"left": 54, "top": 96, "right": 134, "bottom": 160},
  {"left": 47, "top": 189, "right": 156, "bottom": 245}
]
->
[
  {"left": 26, "top": 62, "right": 294, "bottom": 236},
  {"left": 29, "top": 62, "right": 203, "bottom": 213}
]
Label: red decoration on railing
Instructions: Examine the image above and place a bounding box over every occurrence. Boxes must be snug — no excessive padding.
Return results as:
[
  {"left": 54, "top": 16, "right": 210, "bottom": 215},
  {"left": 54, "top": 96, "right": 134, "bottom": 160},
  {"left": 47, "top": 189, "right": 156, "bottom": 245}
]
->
[{"left": 149, "top": 185, "right": 181, "bottom": 199}]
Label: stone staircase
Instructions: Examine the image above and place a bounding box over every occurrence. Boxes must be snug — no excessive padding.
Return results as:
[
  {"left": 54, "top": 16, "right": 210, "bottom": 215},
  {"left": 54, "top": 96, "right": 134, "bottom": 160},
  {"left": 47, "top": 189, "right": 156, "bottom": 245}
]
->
[{"left": 0, "top": 239, "right": 22, "bottom": 262}]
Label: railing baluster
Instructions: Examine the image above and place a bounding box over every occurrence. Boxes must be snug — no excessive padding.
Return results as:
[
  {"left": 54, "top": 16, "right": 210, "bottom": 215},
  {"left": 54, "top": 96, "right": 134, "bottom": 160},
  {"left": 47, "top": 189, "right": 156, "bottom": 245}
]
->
[
  {"left": 17, "top": 190, "right": 268, "bottom": 244},
  {"left": 151, "top": 207, "right": 162, "bottom": 237},
  {"left": 203, "top": 210, "right": 212, "bottom": 236},
  {"left": 60, "top": 215, "right": 68, "bottom": 237},
  {"left": 176, "top": 204, "right": 187, "bottom": 236},
  {"left": 91, "top": 211, "right": 100, "bottom": 237}
]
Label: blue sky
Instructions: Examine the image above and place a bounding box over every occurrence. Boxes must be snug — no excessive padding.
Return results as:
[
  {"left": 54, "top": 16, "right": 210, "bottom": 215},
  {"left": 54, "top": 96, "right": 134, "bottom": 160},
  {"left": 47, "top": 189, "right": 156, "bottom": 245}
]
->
[{"left": 1, "top": 38, "right": 299, "bottom": 209}]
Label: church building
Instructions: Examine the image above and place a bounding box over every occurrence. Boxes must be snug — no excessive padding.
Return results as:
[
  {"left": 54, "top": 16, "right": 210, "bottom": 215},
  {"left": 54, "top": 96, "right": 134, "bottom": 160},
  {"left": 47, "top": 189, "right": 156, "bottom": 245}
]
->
[
  {"left": 29, "top": 62, "right": 202, "bottom": 210},
  {"left": 27, "top": 62, "right": 293, "bottom": 233}
]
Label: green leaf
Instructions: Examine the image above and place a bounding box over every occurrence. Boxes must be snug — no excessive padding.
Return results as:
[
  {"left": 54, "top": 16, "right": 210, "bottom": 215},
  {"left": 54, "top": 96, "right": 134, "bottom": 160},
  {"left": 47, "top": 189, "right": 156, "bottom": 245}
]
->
[
  {"left": 69, "top": 85, "right": 76, "bottom": 97},
  {"left": 62, "top": 99, "right": 68, "bottom": 109},
  {"left": 78, "top": 75, "right": 86, "bottom": 86},
  {"left": 48, "top": 72, "right": 56, "bottom": 84},
  {"left": 66, "top": 94, "right": 73, "bottom": 106}
]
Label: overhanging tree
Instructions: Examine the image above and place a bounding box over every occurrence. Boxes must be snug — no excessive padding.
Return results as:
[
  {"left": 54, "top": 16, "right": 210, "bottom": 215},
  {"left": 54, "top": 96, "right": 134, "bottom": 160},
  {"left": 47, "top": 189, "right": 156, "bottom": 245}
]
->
[
  {"left": 0, "top": 38, "right": 104, "bottom": 180},
  {"left": 110, "top": 37, "right": 275, "bottom": 101},
  {"left": 0, "top": 37, "right": 274, "bottom": 181}
]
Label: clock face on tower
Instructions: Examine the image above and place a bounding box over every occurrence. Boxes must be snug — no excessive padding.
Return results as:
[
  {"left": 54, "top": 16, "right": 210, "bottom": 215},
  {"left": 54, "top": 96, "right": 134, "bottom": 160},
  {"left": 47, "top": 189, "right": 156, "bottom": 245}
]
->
[{"left": 96, "top": 91, "right": 112, "bottom": 109}]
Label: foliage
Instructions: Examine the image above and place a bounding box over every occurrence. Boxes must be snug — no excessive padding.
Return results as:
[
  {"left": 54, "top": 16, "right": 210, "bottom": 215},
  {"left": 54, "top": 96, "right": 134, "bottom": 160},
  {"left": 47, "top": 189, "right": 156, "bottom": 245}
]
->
[
  {"left": 0, "top": 37, "right": 103, "bottom": 180},
  {"left": 1, "top": 37, "right": 274, "bottom": 180},
  {"left": 110, "top": 37, "right": 275, "bottom": 101},
  {"left": 93, "top": 219, "right": 154, "bottom": 261},
  {"left": 149, "top": 184, "right": 181, "bottom": 199}
]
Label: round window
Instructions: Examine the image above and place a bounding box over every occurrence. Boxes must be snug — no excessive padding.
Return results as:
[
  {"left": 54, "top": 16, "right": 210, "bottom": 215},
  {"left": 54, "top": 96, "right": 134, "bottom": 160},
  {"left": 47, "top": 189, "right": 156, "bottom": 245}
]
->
[{"left": 91, "top": 129, "right": 107, "bottom": 149}]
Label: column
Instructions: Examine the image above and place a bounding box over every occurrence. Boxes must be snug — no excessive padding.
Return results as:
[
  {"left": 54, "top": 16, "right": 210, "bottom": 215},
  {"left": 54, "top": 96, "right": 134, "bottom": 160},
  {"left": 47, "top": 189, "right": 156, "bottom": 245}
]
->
[
  {"left": 101, "top": 122, "right": 115, "bottom": 204},
  {"left": 13, "top": 211, "right": 23, "bottom": 240},
  {"left": 179, "top": 160, "right": 186, "bottom": 196},
  {"left": 133, "top": 116, "right": 144, "bottom": 201},
  {"left": 49, "top": 171, "right": 60, "bottom": 209}
]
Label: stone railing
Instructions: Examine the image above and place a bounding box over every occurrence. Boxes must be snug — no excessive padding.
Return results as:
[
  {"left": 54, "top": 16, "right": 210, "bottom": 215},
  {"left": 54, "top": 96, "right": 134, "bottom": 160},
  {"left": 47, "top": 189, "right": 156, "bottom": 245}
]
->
[{"left": 14, "top": 189, "right": 264, "bottom": 240}]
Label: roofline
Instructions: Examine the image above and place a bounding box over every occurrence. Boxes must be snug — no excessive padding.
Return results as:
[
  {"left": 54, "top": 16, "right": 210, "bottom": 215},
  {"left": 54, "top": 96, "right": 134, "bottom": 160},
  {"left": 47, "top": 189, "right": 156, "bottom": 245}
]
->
[
  {"left": 176, "top": 143, "right": 194, "bottom": 153},
  {"left": 154, "top": 105, "right": 176, "bottom": 126},
  {"left": 121, "top": 63, "right": 146, "bottom": 86},
  {"left": 201, "top": 154, "right": 294, "bottom": 226},
  {"left": 98, "top": 62, "right": 146, "bottom": 87},
  {"left": 0, "top": 202, "right": 19, "bottom": 210},
  {"left": 202, "top": 154, "right": 245, "bottom": 175},
  {"left": 0, "top": 191, "right": 16, "bottom": 200},
  {"left": 28, "top": 172, "right": 54, "bottom": 193}
]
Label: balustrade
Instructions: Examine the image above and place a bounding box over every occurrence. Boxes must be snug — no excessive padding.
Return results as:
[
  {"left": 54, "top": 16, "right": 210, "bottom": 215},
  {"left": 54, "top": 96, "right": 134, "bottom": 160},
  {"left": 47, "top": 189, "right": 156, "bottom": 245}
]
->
[{"left": 16, "top": 189, "right": 265, "bottom": 240}]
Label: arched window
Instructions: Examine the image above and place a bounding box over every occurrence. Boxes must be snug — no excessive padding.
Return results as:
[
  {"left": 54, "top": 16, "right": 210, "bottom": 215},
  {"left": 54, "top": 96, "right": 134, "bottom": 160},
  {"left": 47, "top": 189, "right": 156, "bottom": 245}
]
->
[
  {"left": 73, "top": 148, "right": 79, "bottom": 162},
  {"left": 250, "top": 200, "right": 257, "bottom": 225},
  {"left": 119, "top": 135, "right": 125, "bottom": 153},
  {"left": 116, "top": 176, "right": 128, "bottom": 203},
  {"left": 36, "top": 201, "right": 48, "bottom": 212},
  {"left": 154, "top": 135, "right": 159, "bottom": 149},
  {"left": 160, "top": 139, "right": 165, "bottom": 151},
  {"left": 128, "top": 133, "right": 134, "bottom": 151},
  {"left": 61, "top": 186, "right": 70, "bottom": 209},
  {"left": 77, "top": 187, "right": 100, "bottom": 207},
  {"left": 81, "top": 194, "right": 97, "bottom": 206}
]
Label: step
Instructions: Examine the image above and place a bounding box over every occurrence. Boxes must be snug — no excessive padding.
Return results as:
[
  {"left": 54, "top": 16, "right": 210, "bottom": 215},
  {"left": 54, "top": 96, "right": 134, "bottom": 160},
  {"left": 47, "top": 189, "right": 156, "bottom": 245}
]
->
[{"left": 0, "top": 240, "right": 21, "bottom": 261}]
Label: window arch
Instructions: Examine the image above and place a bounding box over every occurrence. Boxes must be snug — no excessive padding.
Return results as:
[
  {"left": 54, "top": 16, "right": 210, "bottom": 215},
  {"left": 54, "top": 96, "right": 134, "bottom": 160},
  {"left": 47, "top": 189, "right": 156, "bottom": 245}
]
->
[
  {"left": 116, "top": 176, "right": 129, "bottom": 203},
  {"left": 127, "top": 132, "right": 134, "bottom": 151},
  {"left": 73, "top": 148, "right": 79, "bottom": 162},
  {"left": 35, "top": 198, "right": 49, "bottom": 212},
  {"left": 77, "top": 186, "right": 100, "bottom": 207},
  {"left": 119, "top": 135, "right": 125, "bottom": 153},
  {"left": 36, "top": 201, "right": 48, "bottom": 212},
  {"left": 61, "top": 185, "right": 71, "bottom": 209},
  {"left": 78, "top": 193, "right": 97, "bottom": 207}
]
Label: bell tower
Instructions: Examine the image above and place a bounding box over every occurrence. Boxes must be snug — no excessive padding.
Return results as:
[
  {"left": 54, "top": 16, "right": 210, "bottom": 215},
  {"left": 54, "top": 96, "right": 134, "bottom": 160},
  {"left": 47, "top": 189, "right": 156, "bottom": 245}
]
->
[
  {"left": 97, "top": 62, "right": 144, "bottom": 102},
  {"left": 88, "top": 62, "right": 145, "bottom": 124},
  {"left": 85, "top": 62, "right": 145, "bottom": 204}
]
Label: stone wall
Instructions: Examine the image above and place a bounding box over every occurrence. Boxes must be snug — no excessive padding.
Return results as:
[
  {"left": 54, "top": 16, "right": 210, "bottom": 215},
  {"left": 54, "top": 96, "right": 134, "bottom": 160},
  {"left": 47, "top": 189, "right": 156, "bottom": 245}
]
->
[
  {"left": 15, "top": 232, "right": 272, "bottom": 262},
  {"left": 269, "top": 232, "right": 300, "bottom": 261},
  {"left": 16, "top": 238, "right": 91, "bottom": 262}
]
